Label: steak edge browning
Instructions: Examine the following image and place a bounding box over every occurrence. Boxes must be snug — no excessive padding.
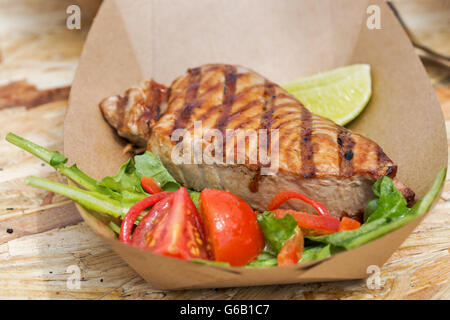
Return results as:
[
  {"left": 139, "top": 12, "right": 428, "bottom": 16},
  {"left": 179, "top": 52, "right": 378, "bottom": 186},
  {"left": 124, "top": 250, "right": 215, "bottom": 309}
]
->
[{"left": 100, "top": 64, "right": 415, "bottom": 219}]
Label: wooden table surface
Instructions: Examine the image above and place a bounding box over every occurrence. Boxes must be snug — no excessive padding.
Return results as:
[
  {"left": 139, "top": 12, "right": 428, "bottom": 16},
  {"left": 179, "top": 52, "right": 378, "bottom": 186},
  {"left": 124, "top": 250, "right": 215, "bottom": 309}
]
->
[{"left": 0, "top": 0, "right": 449, "bottom": 299}]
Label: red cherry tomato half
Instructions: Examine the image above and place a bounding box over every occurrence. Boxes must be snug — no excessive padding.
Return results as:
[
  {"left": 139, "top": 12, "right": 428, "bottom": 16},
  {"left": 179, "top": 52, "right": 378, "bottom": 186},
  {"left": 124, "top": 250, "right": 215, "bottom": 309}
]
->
[
  {"left": 131, "top": 187, "right": 211, "bottom": 260},
  {"left": 273, "top": 209, "right": 340, "bottom": 236},
  {"left": 338, "top": 217, "right": 361, "bottom": 231},
  {"left": 130, "top": 193, "right": 174, "bottom": 246},
  {"left": 199, "top": 189, "right": 264, "bottom": 266},
  {"left": 120, "top": 191, "right": 173, "bottom": 244},
  {"left": 277, "top": 229, "right": 304, "bottom": 266},
  {"left": 141, "top": 176, "right": 163, "bottom": 194}
]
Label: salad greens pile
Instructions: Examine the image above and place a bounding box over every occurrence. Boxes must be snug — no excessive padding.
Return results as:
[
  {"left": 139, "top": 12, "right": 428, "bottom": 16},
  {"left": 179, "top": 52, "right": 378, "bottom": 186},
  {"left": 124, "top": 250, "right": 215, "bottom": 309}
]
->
[
  {"left": 6, "top": 133, "right": 197, "bottom": 221},
  {"left": 5, "top": 133, "right": 446, "bottom": 267},
  {"left": 248, "top": 168, "right": 446, "bottom": 267}
]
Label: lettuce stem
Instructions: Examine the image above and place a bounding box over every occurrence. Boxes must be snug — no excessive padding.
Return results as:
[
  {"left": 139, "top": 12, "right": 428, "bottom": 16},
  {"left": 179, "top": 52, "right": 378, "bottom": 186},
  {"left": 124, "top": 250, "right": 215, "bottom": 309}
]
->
[
  {"left": 26, "top": 176, "right": 126, "bottom": 218},
  {"left": 7, "top": 132, "right": 103, "bottom": 192},
  {"left": 6, "top": 133, "right": 67, "bottom": 165}
]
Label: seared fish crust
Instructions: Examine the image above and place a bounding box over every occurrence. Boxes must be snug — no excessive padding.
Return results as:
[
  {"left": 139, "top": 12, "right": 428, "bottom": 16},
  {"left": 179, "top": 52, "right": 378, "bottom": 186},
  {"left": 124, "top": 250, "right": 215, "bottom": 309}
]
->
[{"left": 100, "top": 64, "right": 414, "bottom": 219}]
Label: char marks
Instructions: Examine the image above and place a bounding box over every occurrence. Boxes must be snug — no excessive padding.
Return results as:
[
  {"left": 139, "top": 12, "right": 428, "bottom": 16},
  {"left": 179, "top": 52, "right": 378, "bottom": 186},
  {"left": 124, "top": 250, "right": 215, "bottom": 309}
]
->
[
  {"left": 376, "top": 146, "right": 397, "bottom": 178},
  {"left": 259, "top": 80, "right": 276, "bottom": 164},
  {"left": 248, "top": 81, "right": 277, "bottom": 193},
  {"left": 300, "top": 107, "right": 316, "bottom": 178},
  {"left": 216, "top": 65, "right": 238, "bottom": 133},
  {"left": 137, "top": 80, "right": 167, "bottom": 136},
  {"left": 337, "top": 128, "right": 355, "bottom": 177},
  {"left": 115, "top": 93, "right": 129, "bottom": 131},
  {"left": 173, "top": 67, "right": 202, "bottom": 130}
]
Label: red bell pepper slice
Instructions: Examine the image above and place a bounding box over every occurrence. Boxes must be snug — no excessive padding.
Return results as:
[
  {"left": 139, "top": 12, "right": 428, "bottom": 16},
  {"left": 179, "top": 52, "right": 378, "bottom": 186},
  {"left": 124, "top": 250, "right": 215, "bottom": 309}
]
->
[
  {"left": 273, "top": 209, "right": 339, "bottom": 236},
  {"left": 267, "top": 190, "right": 332, "bottom": 217},
  {"left": 338, "top": 217, "right": 361, "bottom": 231}
]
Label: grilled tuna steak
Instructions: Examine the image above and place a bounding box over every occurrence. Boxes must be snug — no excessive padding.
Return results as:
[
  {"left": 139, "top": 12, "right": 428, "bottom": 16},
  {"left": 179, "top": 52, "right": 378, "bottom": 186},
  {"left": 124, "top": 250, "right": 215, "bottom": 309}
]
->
[{"left": 100, "top": 64, "right": 414, "bottom": 220}]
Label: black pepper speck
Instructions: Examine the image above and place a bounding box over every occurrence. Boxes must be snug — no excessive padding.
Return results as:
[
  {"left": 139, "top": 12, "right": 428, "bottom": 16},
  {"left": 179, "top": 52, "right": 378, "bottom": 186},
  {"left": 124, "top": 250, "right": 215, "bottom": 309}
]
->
[{"left": 344, "top": 150, "right": 354, "bottom": 161}]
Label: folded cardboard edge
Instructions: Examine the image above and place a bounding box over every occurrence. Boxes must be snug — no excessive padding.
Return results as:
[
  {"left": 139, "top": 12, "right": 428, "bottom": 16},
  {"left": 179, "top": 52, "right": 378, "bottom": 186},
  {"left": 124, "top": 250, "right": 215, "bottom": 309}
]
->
[{"left": 63, "top": 0, "right": 448, "bottom": 290}]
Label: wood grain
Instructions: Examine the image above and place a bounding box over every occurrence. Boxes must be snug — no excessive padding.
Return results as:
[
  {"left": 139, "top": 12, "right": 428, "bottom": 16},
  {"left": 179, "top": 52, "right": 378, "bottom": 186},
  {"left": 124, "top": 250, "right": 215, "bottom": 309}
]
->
[{"left": 0, "top": 0, "right": 448, "bottom": 300}]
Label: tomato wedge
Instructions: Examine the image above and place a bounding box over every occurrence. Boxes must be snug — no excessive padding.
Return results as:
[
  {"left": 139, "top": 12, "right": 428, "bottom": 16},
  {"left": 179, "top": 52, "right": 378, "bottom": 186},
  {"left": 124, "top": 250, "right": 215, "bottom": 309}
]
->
[
  {"left": 199, "top": 189, "right": 264, "bottom": 266},
  {"left": 268, "top": 190, "right": 332, "bottom": 216},
  {"left": 141, "top": 176, "right": 163, "bottom": 194},
  {"left": 277, "top": 228, "right": 304, "bottom": 266},
  {"left": 130, "top": 194, "right": 174, "bottom": 246},
  {"left": 120, "top": 191, "right": 173, "bottom": 244},
  {"left": 273, "top": 209, "right": 340, "bottom": 236},
  {"left": 131, "top": 187, "right": 211, "bottom": 260},
  {"left": 338, "top": 217, "right": 361, "bottom": 231}
]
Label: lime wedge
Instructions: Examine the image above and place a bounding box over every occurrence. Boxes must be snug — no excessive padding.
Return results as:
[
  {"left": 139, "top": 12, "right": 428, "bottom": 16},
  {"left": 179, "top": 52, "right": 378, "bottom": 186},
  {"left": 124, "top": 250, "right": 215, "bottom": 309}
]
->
[{"left": 282, "top": 64, "right": 372, "bottom": 126}]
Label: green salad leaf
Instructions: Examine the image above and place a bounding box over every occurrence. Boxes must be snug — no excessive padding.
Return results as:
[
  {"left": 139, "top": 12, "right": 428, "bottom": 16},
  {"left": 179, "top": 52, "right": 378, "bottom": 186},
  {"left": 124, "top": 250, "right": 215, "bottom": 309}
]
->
[
  {"left": 189, "top": 191, "right": 200, "bottom": 208},
  {"left": 5, "top": 133, "right": 186, "bottom": 219},
  {"left": 246, "top": 251, "right": 277, "bottom": 268},
  {"left": 257, "top": 211, "right": 298, "bottom": 254},
  {"left": 307, "top": 169, "right": 446, "bottom": 250},
  {"left": 365, "top": 176, "right": 408, "bottom": 223},
  {"left": 99, "top": 159, "right": 145, "bottom": 195},
  {"left": 7, "top": 133, "right": 446, "bottom": 268},
  {"left": 134, "top": 152, "right": 180, "bottom": 191},
  {"left": 299, "top": 244, "right": 334, "bottom": 263}
]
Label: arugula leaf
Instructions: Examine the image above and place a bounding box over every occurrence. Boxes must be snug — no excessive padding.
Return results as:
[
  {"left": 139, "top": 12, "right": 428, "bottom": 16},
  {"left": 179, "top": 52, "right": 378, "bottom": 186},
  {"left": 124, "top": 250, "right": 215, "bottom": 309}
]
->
[
  {"left": 25, "top": 176, "right": 126, "bottom": 218},
  {"left": 365, "top": 177, "right": 408, "bottom": 223},
  {"left": 299, "top": 244, "right": 334, "bottom": 263},
  {"left": 363, "top": 198, "right": 379, "bottom": 222},
  {"left": 134, "top": 151, "right": 180, "bottom": 191},
  {"left": 257, "top": 211, "right": 298, "bottom": 254},
  {"left": 99, "top": 159, "right": 145, "bottom": 194},
  {"left": 307, "top": 169, "right": 446, "bottom": 250},
  {"left": 108, "top": 221, "right": 121, "bottom": 235},
  {"left": 6, "top": 133, "right": 68, "bottom": 166},
  {"left": 246, "top": 251, "right": 277, "bottom": 268},
  {"left": 189, "top": 191, "right": 200, "bottom": 208}
]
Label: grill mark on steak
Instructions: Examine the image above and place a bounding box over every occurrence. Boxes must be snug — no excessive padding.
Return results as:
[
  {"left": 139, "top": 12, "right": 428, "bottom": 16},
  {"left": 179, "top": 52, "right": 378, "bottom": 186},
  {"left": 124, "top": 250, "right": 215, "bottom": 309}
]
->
[
  {"left": 137, "top": 80, "right": 168, "bottom": 136},
  {"left": 216, "top": 65, "right": 237, "bottom": 134},
  {"left": 173, "top": 67, "right": 202, "bottom": 130},
  {"left": 116, "top": 93, "right": 129, "bottom": 131},
  {"left": 337, "top": 129, "right": 355, "bottom": 177},
  {"left": 260, "top": 80, "right": 276, "bottom": 161},
  {"left": 100, "top": 63, "right": 416, "bottom": 218},
  {"left": 248, "top": 81, "right": 277, "bottom": 193},
  {"left": 376, "top": 146, "right": 397, "bottom": 178},
  {"left": 300, "top": 107, "right": 316, "bottom": 178}
]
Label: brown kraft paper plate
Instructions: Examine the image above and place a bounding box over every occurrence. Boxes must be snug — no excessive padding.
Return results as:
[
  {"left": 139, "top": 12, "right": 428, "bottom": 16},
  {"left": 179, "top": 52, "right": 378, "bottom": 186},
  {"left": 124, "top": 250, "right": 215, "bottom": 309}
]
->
[{"left": 64, "top": 0, "right": 447, "bottom": 289}]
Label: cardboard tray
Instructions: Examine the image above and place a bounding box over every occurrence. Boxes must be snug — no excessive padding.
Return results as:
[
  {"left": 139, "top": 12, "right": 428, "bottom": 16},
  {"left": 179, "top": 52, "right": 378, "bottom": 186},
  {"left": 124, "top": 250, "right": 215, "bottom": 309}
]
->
[{"left": 64, "top": 0, "right": 447, "bottom": 289}]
